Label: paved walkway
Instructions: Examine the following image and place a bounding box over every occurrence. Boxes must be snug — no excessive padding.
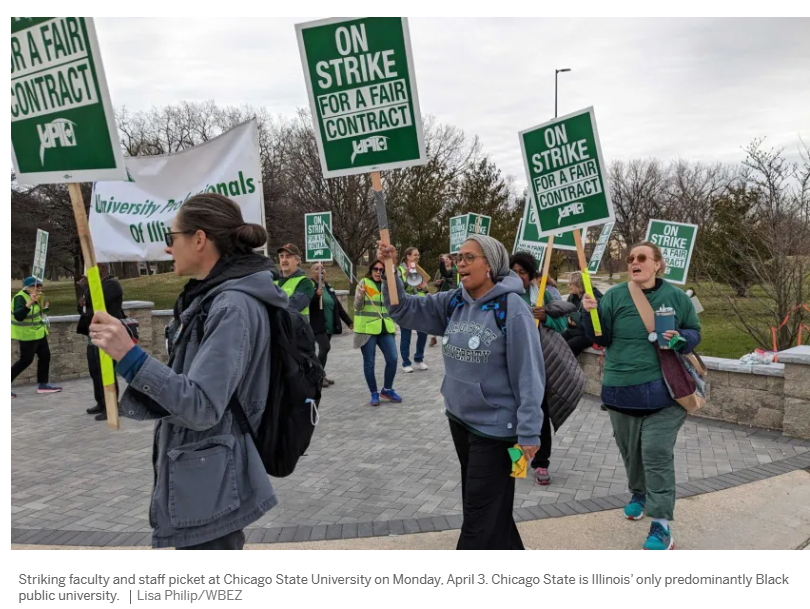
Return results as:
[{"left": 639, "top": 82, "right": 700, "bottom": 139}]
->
[{"left": 11, "top": 332, "right": 810, "bottom": 547}]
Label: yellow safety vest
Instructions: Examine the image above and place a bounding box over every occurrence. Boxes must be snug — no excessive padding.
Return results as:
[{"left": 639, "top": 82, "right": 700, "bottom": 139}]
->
[
  {"left": 398, "top": 265, "right": 426, "bottom": 297},
  {"left": 10, "top": 290, "right": 48, "bottom": 341},
  {"left": 275, "top": 275, "right": 310, "bottom": 316},
  {"left": 353, "top": 278, "right": 395, "bottom": 335}
]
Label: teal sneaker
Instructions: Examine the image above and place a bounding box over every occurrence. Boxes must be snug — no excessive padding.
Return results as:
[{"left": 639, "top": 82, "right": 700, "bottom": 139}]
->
[
  {"left": 380, "top": 388, "right": 402, "bottom": 403},
  {"left": 624, "top": 493, "right": 646, "bottom": 520},
  {"left": 369, "top": 392, "right": 380, "bottom": 407},
  {"left": 643, "top": 521, "right": 674, "bottom": 550}
]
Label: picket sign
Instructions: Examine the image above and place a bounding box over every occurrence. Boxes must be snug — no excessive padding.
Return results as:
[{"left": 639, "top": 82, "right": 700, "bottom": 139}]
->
[
  {"left": 572, "top": 230, "right": 602, "bottom": 336},
  {"left": 534, "top": 237, "right": 555, "bottom": 328},
  {"left": 371, "top": 172, "right": 399, "bottom": 304}
]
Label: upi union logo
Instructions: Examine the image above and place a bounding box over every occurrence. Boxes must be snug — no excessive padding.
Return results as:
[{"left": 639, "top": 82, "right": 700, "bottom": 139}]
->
[{"left": 37, "top": 118, "right": 77, "bottom": 165}]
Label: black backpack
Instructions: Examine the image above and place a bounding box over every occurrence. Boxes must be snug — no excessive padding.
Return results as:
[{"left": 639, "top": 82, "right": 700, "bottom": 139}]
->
[
  {"left": 181, "top": 299, "right": 324, "bottom": 478},
  {"left": 445, "top": 288, "right": 509, "bottom": 337}
]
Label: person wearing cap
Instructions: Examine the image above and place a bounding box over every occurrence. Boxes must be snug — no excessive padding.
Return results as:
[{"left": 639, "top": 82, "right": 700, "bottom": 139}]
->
[
  {"left": 11, "top": 277, "right": 61, "bottom": 396},
  {"left": 274, "top": 243, "right": 316, "bottom": 318}
]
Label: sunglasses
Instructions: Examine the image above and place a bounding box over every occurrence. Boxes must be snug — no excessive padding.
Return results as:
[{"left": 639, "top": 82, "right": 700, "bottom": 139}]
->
[
  {"left": 626, "top": 253, "right": 649, "bottom": 264},
  {"left": 371, "top": 267, "right": 384, "bottom": 272},
  {"left": 164, "top": 230, "right": 194, "bottom": 247}
]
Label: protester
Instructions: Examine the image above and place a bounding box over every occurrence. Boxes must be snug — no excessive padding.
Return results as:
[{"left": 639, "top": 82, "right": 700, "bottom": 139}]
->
[
  {"left": 398, "top": 247, "right": 430, "bottom": 372},
  {"left": 563, "top": 271, "right": 603, "bottom": 357},
  {"left": 545, "top": 276, "right": 563, "bottom": 301},
  {"left": 582, "top": 241, "right": 701, "bottom": 551},
  {"left": 510, "top": 252, "right": 567, "bottom": 334},
  {"left": 354, "top": 260, "right": 402, "bottom": 406},
  {"left": 89, "top": 193, "right": 282, "bottom": 550},
  {"left": 380, "top": 235, "right": 544, "bottom": 550},
  {"left": 275, "top": 243, "right": 315, "bottom": 318},
  {"left": 509, "top": 252, "right": 575, "bottom": 485},
  {"left": 430, "top": 253, "right": 461, "bottom": 347},
  {"left": 11, "top": 276, "right": 61, "bottom": 397},
  {"left": 308, "top": 262, "right": 353, "bottom": 386},
  {"left": 76, "top": 263, "right": 125, "bottom": 421}
]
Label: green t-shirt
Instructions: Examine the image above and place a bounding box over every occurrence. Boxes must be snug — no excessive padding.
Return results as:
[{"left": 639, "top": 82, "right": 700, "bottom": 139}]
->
[
  {"left": 322, "top": 288, "right": 336, "bottom": 335},
  {"left": 599, "top": 281, "right": 700, "bottom": 387}
]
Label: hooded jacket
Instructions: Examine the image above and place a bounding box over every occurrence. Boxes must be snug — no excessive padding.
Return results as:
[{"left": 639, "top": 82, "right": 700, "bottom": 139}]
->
[
  {"left": 117, "top": 260, "right": 286, "bottom": 548},
  {"left": 384, "top": 272, "right": 545, "bottom": 445}
]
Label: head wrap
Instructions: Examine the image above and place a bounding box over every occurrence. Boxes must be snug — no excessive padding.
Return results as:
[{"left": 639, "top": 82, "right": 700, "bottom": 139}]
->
[{"left": 465, "top": 234, "right": 510, "bottom": 280}]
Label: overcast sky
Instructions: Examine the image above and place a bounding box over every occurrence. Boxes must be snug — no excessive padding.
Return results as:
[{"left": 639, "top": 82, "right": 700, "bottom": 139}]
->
[{"left": 95, "top": 17, "right": 809, "bottom": 191}]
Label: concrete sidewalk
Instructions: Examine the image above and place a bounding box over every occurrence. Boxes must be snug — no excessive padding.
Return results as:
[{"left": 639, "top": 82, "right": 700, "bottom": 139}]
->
[{"left": 14, "top": 469, "right": 810, "bottom": 551}]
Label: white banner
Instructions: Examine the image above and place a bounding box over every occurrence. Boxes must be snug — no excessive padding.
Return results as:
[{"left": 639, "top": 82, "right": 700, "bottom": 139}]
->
[{"left": 89, "top": 120, "right": 263, "bottom": 261}]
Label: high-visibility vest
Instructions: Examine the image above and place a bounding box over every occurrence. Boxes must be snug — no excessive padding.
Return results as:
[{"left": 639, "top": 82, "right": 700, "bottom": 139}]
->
[
  {"left": 275, "top": 275, "right": 310, "bottom": 316},
  {"left": 10, "top": 290, "right": 48, "bottom": 341},
  {"left": 353, "top": 278, "right": 395, "bottom": 335},
  {"left": 398, "top": 265, "right": 426, "bottom": 297}
]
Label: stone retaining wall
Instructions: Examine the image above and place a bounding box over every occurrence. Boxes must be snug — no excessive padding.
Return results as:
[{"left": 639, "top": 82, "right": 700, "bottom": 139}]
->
[{"left": 578, "top": 346, "right": 810, "bottom": 439}]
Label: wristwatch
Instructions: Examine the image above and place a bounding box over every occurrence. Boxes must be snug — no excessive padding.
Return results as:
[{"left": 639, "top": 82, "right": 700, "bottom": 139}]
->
[{"left": 648, "top": 332, "right": 658, "bottom": 343}]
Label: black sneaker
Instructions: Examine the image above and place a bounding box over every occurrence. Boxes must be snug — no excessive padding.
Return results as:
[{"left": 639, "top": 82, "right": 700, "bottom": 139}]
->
[
  {"left": 95, "top": 412, "right": 108, "bottom": 421},
  {"left": 86, "top": 404, "right": 104, "bottom": 415}
]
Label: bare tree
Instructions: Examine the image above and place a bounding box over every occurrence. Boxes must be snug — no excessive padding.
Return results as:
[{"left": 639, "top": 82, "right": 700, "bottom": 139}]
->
[{"left": 608, "top": 159, "right": 668, "bottom": 247}]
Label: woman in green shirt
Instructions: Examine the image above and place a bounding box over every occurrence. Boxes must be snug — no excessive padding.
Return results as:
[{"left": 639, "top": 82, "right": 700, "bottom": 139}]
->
[
  {"left": 582, "top": 241, "right": 701, "bottom": 551},
  {"left": 308, "top": 263, "right": 353, "bottom": 386}
]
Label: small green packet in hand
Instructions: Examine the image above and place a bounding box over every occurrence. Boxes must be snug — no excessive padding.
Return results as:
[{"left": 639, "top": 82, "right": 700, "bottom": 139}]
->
[{"left": 508, "top": 445, "right": 527, "bottom": 479}]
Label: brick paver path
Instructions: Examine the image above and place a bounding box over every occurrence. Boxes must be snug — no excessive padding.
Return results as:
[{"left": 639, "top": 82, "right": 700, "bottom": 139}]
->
[{"left": 11, "top": 332, "right": 810, "bottom": 545}]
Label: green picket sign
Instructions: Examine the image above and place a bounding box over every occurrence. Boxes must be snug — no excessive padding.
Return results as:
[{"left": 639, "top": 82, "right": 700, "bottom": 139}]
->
[
  {"left": 295, "top": 17, "right": 427, "bottom": 179},
  {"left": 519, "top": 107, "right": 614, "bottom": 237},
  {"left": 305, "top": 212, "right": 333, "bottom": 262},
  {"left": 322, "top": 224, "right": 354, "bottom": 283},
  {"left": 645, "top": 219, "right": 698, "bottom": 285},
  {"left": 518, "top": 196, "right": 583, "bottom": 251},
  {"left": 11, "top": 18, "right": 126, "bottom": 185},
  {"left": 449, "top": 213, "right": 492, "bottom": 253},
  {"left": 467, "top": 213, "right": 491, "bottom": 237},
  {"left": 587, "top": 222, "right": 615, "bottom": 273}
]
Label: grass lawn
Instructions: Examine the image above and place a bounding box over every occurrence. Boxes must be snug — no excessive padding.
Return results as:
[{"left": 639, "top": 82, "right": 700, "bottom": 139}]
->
[{"left": 13, "top": 269, "right": 783, "bottom": 360}]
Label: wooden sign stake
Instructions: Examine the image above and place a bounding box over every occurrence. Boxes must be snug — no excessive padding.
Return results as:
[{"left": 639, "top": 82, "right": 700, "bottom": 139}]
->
[
  {"left": 371, "top": 172, "right": 399, "bottom": 305},
  {"left": 573, "top": 229, "right": 602, "bottom": 336},
  {"left": 534, "top": 237, "right": 555, "bottom": 327},
  {"left": 67, "top": 183, "right": 120, "bottom": 430}
]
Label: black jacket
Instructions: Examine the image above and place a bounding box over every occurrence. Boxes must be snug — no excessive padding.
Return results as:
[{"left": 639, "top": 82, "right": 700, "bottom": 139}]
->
[
  {"left": 76, "top": 274, "right": 125, "bottom": 335},
  {"left": 309, "top": 282, "right": 352, "bottom": 335},
  {"left": 565, "top": 288, "right": 603, "bottom": 337}
]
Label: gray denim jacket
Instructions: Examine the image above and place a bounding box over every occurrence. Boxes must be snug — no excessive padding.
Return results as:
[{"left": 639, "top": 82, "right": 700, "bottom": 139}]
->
[{"left": 119, "top": 270, "right": 286, "bottom": 548}]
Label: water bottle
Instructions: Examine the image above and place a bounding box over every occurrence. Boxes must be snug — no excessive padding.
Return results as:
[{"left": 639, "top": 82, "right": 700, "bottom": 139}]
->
[{"left": 654, "top": 306, "right": 676, "bottom": 349}]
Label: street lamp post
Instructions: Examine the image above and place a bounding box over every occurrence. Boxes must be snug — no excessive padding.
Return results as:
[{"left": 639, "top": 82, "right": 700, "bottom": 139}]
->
[{"left": 555, "top": 68, "right": 571, "bottom": 118}]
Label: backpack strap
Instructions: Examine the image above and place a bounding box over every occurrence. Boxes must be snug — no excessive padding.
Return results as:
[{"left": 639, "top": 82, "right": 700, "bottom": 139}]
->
[
  {"left": 445, "top": 287, "right": 465, "bottom": 326},
  {"left": 445, "top": 288, "right": 509, "bottom": 340}
]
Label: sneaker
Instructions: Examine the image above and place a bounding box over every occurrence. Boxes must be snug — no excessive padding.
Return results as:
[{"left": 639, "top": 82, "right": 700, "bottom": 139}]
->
[
  {"left": 429, "top": 337, "right": 437, "bottom": 347},
  {"left": 643, "top": 521, "right": 674, "bottom": 550},
  {"left": 416, "top": 362, "right": 428, "bottom": 371},
  {"left": 380, "top": 388, "right": 403, "bottom": 403},
  {"left": 37, "top": 383, "right": 62, "bottom": 394},
  {"left": 95, "top": 412, "right": 108, "bottom": 422},
  {"left": 11, "top": 392, "right": 17, "bottom": 398},
  {"left": 369, "top": 392, "right": 381, "bottom": 407},
  {"left": 325, "top": 377, "right": 335, "bottom": 386},
  {"left": 86, "top": 404, "right": 104, "bottom": 415},
  {"left": 534, "top": 467, "right": 551, "bottom": 485},
  {"left": 624, "top": 493, "right": 646, "bottom": 521},
  {"left": 402, "top": 366, "right": 414, "bottom": 373}
]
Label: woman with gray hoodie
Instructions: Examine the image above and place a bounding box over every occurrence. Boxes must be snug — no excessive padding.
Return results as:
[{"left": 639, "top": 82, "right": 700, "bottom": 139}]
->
[
  {"left": 379, "top": 234, "right": 545, "bottom": 550},
  {"left": 89, "top": 193, "right": 286, "bottom": 550}
]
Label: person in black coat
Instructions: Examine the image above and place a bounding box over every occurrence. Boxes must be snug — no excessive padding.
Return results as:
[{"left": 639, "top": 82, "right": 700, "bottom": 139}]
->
[
  {"left": 562, "top": 271, "right": 603, "bottom": 357},
  {"left": 76, "top": 263, "right": 125, "bottom": 420},
  {"left": 308, "top": 263, "right": 353, "bottom": 385}
]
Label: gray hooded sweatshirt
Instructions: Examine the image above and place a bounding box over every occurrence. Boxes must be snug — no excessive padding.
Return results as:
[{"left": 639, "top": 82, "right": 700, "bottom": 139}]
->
[
  {"left": 384, "top": 273, "right": 545, "bottom": 445},
  {"left": 119, "top": 270, "right": 286, "bottom": 548}
]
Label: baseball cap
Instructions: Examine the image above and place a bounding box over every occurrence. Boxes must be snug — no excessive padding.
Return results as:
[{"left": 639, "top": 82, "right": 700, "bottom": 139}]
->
[{"left": 277, "top": 243, "right": 302, "bottom": 258}]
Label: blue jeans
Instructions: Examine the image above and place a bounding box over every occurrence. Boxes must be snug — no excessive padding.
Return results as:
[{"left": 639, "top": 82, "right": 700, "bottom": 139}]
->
[
  {"left": 360, "top": 333, "right": 398, "bottom": 393},
  {"left": 400, "top": 328, "right": 427, "bottom": 367}
]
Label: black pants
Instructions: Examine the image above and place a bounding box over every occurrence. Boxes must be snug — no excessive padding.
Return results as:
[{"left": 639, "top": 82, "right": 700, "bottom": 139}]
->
[
  {"left": 563, "top": 330, "right": 592, "bottom": 358},
  {"left": 11, "top": 337, "right": 50, "bottom": 384},
  {"left": 449, "top": 419, "right": 524, "bottom": 550},
  {"left": 87, "top": 345, "right": 119, "bottom": 406},
  {"left": 176, "top": 529, "right": 245, "bottom": 550},
  {"left": 314, "top": 332, "right": 332, "bottom": 369},
  {"left": 530, "top": 400, "right": 552, "bottom": 469}
]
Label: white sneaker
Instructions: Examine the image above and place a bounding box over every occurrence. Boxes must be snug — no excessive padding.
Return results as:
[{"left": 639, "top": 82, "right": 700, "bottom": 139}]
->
[
  {"left": 402, "top": 366, "right": 414, "bottom": 373},
  {"left": 417, "top": 362, "right": 429, "bottom": 371}
]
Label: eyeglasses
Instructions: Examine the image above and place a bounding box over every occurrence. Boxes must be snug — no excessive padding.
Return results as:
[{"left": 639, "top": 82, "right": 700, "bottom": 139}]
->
[
  {"left": 164, "top": 230, "right": 194, "bottom": 247},
  {"left": 626, "top": 253, "right": 649, "bottom": 264},
  {"left": 371, "top": 267, "right": 384, "bottom": 272},
  {"left": 458, "top": 252, "right": 486, "bottom": 264}
]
